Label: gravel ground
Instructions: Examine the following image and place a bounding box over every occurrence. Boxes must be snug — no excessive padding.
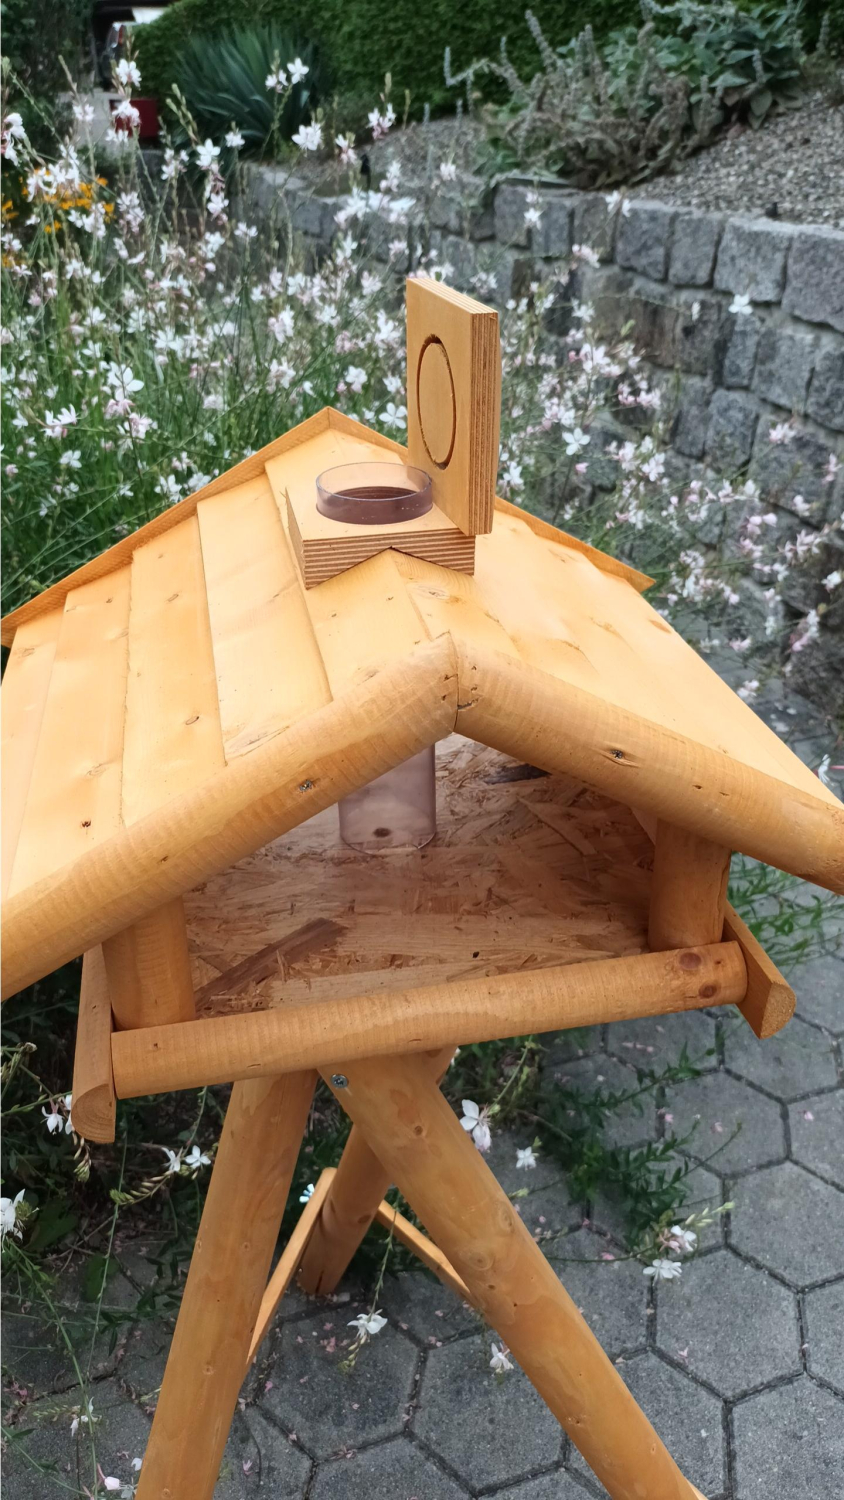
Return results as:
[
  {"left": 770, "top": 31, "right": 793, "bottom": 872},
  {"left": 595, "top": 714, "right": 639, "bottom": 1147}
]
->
[
  {"left": 344, "top": 90, "right": 844, "bottom": 229},
  {"left": 627, "top": 90, "right": 844, "bottom": 227}
]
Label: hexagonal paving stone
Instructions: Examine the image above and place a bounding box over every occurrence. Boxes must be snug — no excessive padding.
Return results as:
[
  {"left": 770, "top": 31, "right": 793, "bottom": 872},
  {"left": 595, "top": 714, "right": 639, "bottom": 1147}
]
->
[
  {"left": 657, "top": 1250, "right": 800, "bottom": 1398},
  {"left": 414, "top": 1335, "right": 562, "bottom": 1489},
  {"left": 309, "top": 1435, "right": 468, "bottom": 1499},
  {"left": 663, "top": 1071, "right": 785, "bottom": 1176},
  {"left": 569, "top": 1351, "right": 725, "bottom": 1498},
  {"left": 804, "top": 1279, "right": 844, "bottom": 1392},
  {"left": 260, "top": 1302, "right": 419, "bottom": 1459},
  {"left": 549, "top": 1228, "right": 648, "bottom": 1357},
  {"left": 723, "top": 1013, "right": 838, "bottom": 1101},
  {"left": 216, "top": 1410, "right": 312, "bottom": 1498},
  {"left": 493, "top": 1472, "right": 589, "bottom": 1499},
  {"left": 543, "top": 1055, "right": 656, "bottom": 1149},
  {"left": 731, "top": 1161, "right": 844, "bottom": 1287},
  {"left": 790, "top": 956, "right": 844, "bottom": 1034},
  {"left": 2, "top": 1380, "right": 152, "bottom": 1500},
  {"left": 379, "top": 1271, "right": 478, "bottom": 1346},
  {"left": 789, "top": 1090, "right": 844, "bottom": 1189},
  {"left": 608, "top": 1009, "right": 719, "bottom": 1072},
  {"left": 733, "top": 1375, "right": 844, "bottom": 1499},
  {"left": 485, "top": 1129, "right": 571, "bottom": 1197}
]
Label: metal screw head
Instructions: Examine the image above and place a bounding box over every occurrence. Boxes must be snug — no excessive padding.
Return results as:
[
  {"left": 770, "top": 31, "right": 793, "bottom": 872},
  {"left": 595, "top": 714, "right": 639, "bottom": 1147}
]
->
[{"left": 331, "top": 1073, "right": 349, "bottom": 1089}]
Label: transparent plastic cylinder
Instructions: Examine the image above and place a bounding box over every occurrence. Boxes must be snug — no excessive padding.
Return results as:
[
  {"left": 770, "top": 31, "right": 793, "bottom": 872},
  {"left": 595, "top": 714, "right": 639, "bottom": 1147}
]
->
[
  {"left": 338, "top": 745, "right": 437, "bottom": 852},
  {"left": 315, "top": 461, "right": 438, "bottom": 853}
]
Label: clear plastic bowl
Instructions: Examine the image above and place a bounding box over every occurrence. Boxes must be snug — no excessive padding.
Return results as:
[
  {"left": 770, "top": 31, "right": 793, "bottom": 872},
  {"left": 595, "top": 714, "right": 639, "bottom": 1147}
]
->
[{"left": 316, "top": 462, "right": 433, "bottom": 525}]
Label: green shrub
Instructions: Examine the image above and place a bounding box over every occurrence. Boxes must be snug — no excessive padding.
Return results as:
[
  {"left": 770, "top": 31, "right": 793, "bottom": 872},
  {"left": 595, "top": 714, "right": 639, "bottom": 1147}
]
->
[
  {"left": 133, "top": 0, "right": 634, "bottom": 118},
  {"left": 173, "top": 25, "right": 326, "bottom": 152}
]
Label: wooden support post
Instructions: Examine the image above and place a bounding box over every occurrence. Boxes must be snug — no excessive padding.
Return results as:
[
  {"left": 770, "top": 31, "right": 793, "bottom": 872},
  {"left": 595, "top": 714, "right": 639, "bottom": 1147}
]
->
[
  {"left": 71, "top": 947, "right": 116, "bottom": 1144},
  {"left": 103, "top": 897, "right": 195, "bottom": 1030},
  {"left": 322, "top": 1054, "right": 701, "bottom": 1500},
  {"left": 298, "top": 1046, "right": 454, "bottom": 1295},
  {"left": 649, "top": 820, "right": 731, "bottom": 952},
  {"left": 247, "top": 1167, "right": 336, "bottom": 1368},
  {"left": 373, "top": 1199, "right": 472, "bottom": 1303},
  {"left": 136, "top": 1070, "right": 315, "bottom": 1500}
]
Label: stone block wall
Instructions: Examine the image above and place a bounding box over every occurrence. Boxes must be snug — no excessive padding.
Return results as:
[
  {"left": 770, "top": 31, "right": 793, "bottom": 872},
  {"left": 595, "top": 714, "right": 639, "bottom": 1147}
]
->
[{"left": 242, "top": 165, "right": 844, "bottom": 706}]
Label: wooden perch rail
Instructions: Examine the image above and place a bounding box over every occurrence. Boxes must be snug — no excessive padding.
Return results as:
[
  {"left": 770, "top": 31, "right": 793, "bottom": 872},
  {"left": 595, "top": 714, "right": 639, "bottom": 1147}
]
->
[{"left": 110, "top": 941, "right": 747, "bottom": 1099}]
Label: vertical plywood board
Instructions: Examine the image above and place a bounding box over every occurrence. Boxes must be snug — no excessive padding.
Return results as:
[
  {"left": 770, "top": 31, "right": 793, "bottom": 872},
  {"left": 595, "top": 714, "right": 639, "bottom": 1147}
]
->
[
  {"left": 121, "top": 515, "right": 225, "bottom": 825},
  {"left": 197, "top": 475, "right": 331, "bottom": 757},
  {"left": 8, "top": 572, "right": 131, "bottom": 895},
  {"left": 1, "top": 608, "right": 63, "bottom": 897},
  {"left": 406, "top": 278, "right": 500, "bottom": 536}
]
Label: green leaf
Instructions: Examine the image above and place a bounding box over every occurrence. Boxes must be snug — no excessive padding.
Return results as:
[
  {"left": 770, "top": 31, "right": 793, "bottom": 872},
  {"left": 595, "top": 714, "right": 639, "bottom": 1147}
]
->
[{"left": 26, "top": 1197, "right": 78, "bottom": 1252}]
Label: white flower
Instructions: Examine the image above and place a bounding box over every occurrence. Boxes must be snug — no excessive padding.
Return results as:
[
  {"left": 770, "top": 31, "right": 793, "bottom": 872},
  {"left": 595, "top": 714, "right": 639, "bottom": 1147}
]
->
[
  {"left": 460, "top": 1100, "right": 491, "bottom": 1153},
  {"left": 572, "top": 243, "right": 600, "bottom": 267},
  {"left": 195, "top": 139, "right": 220, "bottom": 171},
  {"left": 379, "top": 401, "right": 407, "bottom": 430},
  {"left": 729, "top": 293, "right": 753, "bottom": 317},
  {"left": 604, "top": 190, "right": 621, "bottom": 213},
  {"left": 288, "top": 57, "right": 310, "bottom": 83},
  {"left": 115, "top": 59, "right": 142, "bottom": 90},
  {"left": 690, "top": 301, "right": 701, "bottom": 323},
  {"left": 292, "top": 121, "right": 322, "bottom": 152},
  {"left": 516, "top": 1147, "right": 537, "bottom": 1170},
  {"left": 42, "top": 1104, "right": 64, "bottom": 1134},
  {"left": 107, "top": 363, "right": 144, "bottom": 395},
  {"left": 439, "top": 161, "right": 457, "bottom": 182},
  {"left": 667, "top": 1225, "right": 697, "bottom": 1255},
  {"left": 490, "top": 1344, "right": 513, "bottom": 1373},
  {"left": 524, "top": 205, "right": 542, "bottom": 230},
  {"left": 768, "top": 420, "right": 795, "bottom": 445},
  {"left": 0, "top": 1189, "right": 26, "bottom": 1243},
  {"left": 348, "top": 1310, "right": 387, "bottom": 1341},
  {"left": 823, "top": 570, "right": 842, "bottom": 592},
  {"left": 225, "top": 129, "right": 245, "bottom": 149},
  {"left": 266, "top": 67, "right": 288, "bottom": 92},
  {"left": 644, "top": 1257, "right": 683, "bottom": 1281},
  {"left": 563, "top": 426, "right": 589, "bottom": 457},
  {"left": 102, "top": 1478, "right": 121, "bottom": 1493},
  {"left": 344, "top": 365, "right": 367, "bottom": 393},
  {"left": 161, "top": 1148, "right": 182, "bottom": 1174},
  {"left": 737, "top": 679, "right": 760, "bottom": 702},
  {"left": 823, "top": 454, "right": 840, "bottom": 484},
  {"left": 299, "top": 1182, "right": 315, "bottom": 1204},
  {"left": 183, "top": 1144, "right": 211, "bottom": 1170},
  {"left": 60, "top": 449, "right": 81, "bottom": 468}
]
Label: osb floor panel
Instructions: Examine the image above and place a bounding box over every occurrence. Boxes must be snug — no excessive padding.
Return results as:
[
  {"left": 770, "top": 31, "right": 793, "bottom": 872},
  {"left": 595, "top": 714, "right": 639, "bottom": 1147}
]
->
[{"left": 184, "top": 737, "right": 653, "bottom": 1019}]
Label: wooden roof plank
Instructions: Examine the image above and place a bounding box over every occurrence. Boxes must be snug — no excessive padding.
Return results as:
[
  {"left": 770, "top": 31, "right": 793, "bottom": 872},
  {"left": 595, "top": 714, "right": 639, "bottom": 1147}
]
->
[
  {"left": 1, "top": 607, "right": 63, "bottom": 899},
  {"left": 197, "top": 475, "right": 331, "bottom": 759},
  {"left": 8, "top": 570, "right": 131, "bottom": 895},
  {"left": 305, "top": 550, "right": 431, "bottom": 697},
  {"left": 121, "top": 514, "right": 225, "bottom": 826}
]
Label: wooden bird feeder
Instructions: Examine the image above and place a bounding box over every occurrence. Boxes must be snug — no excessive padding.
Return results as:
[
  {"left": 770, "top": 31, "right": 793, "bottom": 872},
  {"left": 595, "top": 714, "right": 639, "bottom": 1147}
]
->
[{"left": 2, "top": 278, "right": 842, "bottom": 1500}]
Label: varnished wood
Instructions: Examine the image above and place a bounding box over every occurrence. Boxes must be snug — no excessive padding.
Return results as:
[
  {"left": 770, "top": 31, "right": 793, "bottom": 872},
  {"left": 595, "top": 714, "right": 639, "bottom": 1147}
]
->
[
  {"left": 1, "top": 608, "right": 62, "bottom": 898},
  {"left": 649, "top": 821, "right": 731, "bottom": 952},
  {"left": 322, "top": 1054, "right": 701, "bottom": 1500},
  {"left": 298, "top": 1045, "right": 455, "bottom": 1295},
  {"left": 372, "top": 1199, "right": 473, "bottom": 1303},
  {"left": 724, "top": 905, "right": 795, "bottom": 1039},
  {"left": 247, "top": 1167, "right": 336, "bottom": 1366},
  {"left": 110, "top": 943, "right": 746, "bottom": 1098},
  {"left": 103, "top": 899, "right": 195, "bottom": 1030},
  {"left": 136, "top": 1070, "right": 315, "bottom": 1500},
  {"left": 406, "top": 278, "right": 500, "bottom": 534},
  {"left": 71, "top": 948, "right": 116, "bottom": 1144}
]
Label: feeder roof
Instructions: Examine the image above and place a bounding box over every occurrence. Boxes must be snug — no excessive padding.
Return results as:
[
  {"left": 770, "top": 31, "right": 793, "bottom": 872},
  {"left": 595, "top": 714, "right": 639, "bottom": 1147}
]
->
[{"left": 2, "top": 407, "right": 842, "bottom": 999}]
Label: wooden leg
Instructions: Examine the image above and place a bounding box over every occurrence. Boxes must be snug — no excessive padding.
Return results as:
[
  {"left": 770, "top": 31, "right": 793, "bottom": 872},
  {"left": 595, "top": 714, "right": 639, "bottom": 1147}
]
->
[
  {"left": 649, "top": 820, "right": 730, "bottom": 952},
  {"left": 323, "top": 1055, "right": 700, "bottom": 1500},
  {"left": 136, "top": 1070, "right": 315, "bottom": 1500},
  {"left": 298, "top": 1045, "right": 454, "bottom": 1295}
]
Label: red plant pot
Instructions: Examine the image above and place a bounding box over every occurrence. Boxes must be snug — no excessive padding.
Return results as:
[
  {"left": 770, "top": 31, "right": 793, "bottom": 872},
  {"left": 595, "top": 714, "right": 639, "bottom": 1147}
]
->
[{"left": 110, "top": 97, "right": 160, "bottom": 141}]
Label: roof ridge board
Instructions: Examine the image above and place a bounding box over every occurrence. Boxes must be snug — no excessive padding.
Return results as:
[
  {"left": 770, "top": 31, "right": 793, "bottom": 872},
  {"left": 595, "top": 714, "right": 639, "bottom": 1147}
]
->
[
  {"left": 1, "top": 633, "right": 460, "bottom": 1000},
  {"left": 0, "top": 410, "right": 334, "bottom": 646},
  {"left": 454, "top": 640, "right": 844, "bottom": 897}
]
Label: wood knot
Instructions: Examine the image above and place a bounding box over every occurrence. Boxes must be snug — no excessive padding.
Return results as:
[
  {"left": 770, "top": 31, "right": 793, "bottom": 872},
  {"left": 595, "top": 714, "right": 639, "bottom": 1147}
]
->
[
  {"left": 678, "top": 951, "right": 702, "bottom": 970},
  {"left": 698, "top": 983, "right": 716, "bottom": 998}
]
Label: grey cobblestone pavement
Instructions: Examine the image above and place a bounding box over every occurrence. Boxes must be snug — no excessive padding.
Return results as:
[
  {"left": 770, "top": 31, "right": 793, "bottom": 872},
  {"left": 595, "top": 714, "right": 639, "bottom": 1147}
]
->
[{"left": 3, "top": 693, "right": 842, "bottom": 1499}]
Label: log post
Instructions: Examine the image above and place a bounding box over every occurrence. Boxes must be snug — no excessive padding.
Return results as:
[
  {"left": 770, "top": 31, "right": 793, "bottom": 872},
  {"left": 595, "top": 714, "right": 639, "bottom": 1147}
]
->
[
  {"left": 322, "top": 1053, "right": 701, "bottom": 1500},
  {"left": 298, "top": 1045, "right": 454, "bottom": 1295},
  {"left": 103, "top": 897, "right": 195, "bottom": 1030},
  {"left": 135, "top": 1070, "right": 315, "bottom": 1500},
  {"left": 648, "top": 820, "right": 731, "bottom": 952}
]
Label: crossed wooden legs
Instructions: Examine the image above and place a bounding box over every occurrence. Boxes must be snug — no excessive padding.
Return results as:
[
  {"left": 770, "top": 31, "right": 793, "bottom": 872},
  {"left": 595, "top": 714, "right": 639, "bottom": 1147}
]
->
[{"left": 137, "top": 1056, "right": 705, "bottom": 1500}]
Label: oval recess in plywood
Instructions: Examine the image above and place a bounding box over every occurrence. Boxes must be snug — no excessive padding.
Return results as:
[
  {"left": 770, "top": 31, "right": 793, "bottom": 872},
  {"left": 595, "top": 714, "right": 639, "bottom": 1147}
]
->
[{"left": 416, "top": 336, "right": 456, "bottom": 469}]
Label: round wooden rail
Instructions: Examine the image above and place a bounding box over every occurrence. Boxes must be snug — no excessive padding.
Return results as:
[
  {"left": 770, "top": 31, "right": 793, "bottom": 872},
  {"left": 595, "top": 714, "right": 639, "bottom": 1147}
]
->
[{"left": 110, "top": 941, "right": 746, "bottom": 1099}]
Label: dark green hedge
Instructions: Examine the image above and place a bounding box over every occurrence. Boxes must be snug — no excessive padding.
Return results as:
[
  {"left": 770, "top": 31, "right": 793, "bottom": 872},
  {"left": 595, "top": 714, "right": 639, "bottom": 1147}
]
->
[{"left": 133, "top": 0, "right": 636, "bottom": 118}]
